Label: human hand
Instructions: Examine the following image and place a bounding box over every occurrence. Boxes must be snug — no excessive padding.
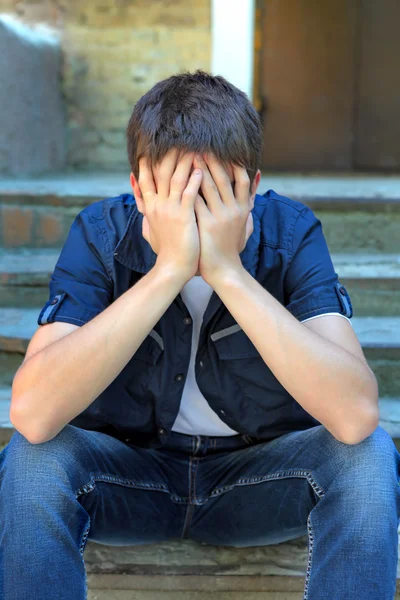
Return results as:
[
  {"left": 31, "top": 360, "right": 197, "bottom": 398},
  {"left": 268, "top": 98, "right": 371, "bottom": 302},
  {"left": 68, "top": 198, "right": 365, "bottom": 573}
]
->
[
  {"left": 138, "top": 149, "right": 203, "bottom": 283},
  {"left": 193, "top": 153, "right": 253, "bottom": 286}
]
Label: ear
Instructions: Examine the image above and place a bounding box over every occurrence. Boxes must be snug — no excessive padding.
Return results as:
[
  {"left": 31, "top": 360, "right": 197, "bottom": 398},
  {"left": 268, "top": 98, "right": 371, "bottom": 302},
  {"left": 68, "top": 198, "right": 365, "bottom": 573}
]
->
[
  {"left": 249, "top": 169, "right": 261, "bottom": 210},
  {"left": 130, "top": 172, "right": 145, "bottom": 215}
]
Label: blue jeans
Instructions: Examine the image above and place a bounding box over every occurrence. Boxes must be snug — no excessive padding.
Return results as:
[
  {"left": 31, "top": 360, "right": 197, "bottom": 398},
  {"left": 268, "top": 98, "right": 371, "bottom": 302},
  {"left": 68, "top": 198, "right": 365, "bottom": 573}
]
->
[{"left": 0, "top": 423, "right": 399, "bottom": 599}]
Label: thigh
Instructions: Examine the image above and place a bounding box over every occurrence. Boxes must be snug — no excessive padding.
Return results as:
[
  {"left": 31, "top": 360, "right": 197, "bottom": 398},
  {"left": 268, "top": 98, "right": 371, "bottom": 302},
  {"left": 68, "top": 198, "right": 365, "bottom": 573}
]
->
[
  {"left": 1, "top": 424, "right": 188, "bottom": 546},
  {"left": 186, "top": 425, "right": 340, "bottom": 547}
]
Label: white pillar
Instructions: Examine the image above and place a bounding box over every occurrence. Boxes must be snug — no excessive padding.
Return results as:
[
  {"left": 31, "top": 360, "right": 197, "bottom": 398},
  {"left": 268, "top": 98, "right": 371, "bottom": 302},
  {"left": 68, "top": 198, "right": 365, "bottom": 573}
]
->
[{"left": 211, "top": 0, "right": 255, "bottom": 100}]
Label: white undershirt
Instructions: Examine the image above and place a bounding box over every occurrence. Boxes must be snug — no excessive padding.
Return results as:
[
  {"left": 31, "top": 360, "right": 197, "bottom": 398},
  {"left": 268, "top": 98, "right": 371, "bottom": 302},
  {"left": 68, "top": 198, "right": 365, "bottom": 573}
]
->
[{"left": 171, "top": 275, "right": 352, "bottom": 437}]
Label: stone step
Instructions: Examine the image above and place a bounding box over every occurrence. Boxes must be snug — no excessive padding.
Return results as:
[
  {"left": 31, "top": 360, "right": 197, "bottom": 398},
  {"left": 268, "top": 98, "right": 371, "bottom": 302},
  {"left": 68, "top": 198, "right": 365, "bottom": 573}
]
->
[
  {"left": 0, "top": 249, "right": 399, "bottom": 316},
  {"left": 1, "top": 172, "right": 400, "bottom": 206},
  {"left": 0, "top": 312, "right": 399, "bottom": 395},
  {"left": 332, "top": 254, "right": 400, "bottom": 317},
  {"left": 0, "top": 173, "right": 400, "bottom": 251},
  {"left": 0, "top": 248, "right": 60, "bottom": 307}
]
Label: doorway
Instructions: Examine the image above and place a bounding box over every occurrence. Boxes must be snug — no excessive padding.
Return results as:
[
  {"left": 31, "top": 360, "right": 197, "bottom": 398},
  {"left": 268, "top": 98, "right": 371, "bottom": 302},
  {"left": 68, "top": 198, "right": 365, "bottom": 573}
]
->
[{"left": 258, "top": 0, "right": 400, "bottom": 170}]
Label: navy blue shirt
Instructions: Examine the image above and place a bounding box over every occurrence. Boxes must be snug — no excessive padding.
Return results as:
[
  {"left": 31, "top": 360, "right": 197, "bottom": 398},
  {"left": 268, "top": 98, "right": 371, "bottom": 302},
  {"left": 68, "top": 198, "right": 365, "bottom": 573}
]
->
[{"left": 37, "top": 190, "right": 353, "bottom": 448}]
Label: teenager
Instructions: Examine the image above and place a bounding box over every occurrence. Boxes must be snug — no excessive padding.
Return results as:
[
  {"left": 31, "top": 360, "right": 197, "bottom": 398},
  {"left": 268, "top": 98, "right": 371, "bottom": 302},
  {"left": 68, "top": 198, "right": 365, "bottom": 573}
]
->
[{"left": 1, "top": 70, "right": 399, "bottom": 599}]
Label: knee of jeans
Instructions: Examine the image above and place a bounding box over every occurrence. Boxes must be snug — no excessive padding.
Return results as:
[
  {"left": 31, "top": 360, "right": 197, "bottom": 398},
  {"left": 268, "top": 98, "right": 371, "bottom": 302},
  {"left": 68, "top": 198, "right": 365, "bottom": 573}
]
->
[
  {"left": 2, "top": 424, "right": 83, "bottom": 484},
  {"left": 332, "top": 426, "right": 400, "bottom": 490},
  {"left": 347, "top": 425, "right": 398, "bottom": 463}
]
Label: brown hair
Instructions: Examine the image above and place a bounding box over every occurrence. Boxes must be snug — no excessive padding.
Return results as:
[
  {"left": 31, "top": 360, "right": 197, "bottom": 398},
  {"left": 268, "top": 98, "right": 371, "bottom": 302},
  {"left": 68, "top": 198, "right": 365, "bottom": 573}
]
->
[{"left": 126, "top": 70, "right": 263, "bottom": 187}]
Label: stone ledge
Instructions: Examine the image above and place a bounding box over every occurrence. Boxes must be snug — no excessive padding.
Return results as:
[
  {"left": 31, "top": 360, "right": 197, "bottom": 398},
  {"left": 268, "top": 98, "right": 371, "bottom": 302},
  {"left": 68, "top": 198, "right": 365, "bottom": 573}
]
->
[
  {"left": 0, "top": 250, "right": 399, "bottom": 284},
  {"left": 86, "top": 574, "right": 306, "bottom": 592},
  {"left": 84, "top": 535, "right": 400, "bottom": 582},
  {"left": 1, "top": 172, "right": 400, "bottom": 211}
]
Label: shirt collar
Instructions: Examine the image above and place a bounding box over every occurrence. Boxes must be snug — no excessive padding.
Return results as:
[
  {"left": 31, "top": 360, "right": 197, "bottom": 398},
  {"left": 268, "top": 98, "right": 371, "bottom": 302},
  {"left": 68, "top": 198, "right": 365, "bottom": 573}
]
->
[{"left": 113, "top": 193, "right": 264, "bottom": 278}]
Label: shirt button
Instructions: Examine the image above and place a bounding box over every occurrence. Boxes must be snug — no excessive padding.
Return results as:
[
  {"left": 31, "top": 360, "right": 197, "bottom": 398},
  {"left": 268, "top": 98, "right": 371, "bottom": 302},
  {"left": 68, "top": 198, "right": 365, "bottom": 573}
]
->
[
  {"left": 220, "top": 409, "right": 226, "bottom": 416},
  {"left": 199, "top": 361, "right": 204, "bottom": 368},
  {"left": 158, "top": 427, "right": 166, "bottom": 435},
  {"left": 339, "top": 287, "right": 346, "bottom": 295},
  {"left": 183, "top": 317, "right": 192, "bottom": 325},
  {"left": 175, "top": 373, "right": 184, "bottom": 382},
  {"left": 50, "top": 298, "right": 58, "bottom": 305}
]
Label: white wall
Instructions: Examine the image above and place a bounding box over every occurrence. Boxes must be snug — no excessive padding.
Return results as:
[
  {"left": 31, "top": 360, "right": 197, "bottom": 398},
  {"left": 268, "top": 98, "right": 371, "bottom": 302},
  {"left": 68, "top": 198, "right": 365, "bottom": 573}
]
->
[{"left": 211, "top": 0, "right": 255, "bottom": 100}]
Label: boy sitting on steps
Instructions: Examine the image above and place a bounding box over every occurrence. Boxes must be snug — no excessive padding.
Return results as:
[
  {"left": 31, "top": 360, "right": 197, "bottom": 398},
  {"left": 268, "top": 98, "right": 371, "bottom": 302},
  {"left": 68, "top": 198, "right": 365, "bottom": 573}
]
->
[{"left": 1, "top": 70, "right": 399, "bottom": 600}]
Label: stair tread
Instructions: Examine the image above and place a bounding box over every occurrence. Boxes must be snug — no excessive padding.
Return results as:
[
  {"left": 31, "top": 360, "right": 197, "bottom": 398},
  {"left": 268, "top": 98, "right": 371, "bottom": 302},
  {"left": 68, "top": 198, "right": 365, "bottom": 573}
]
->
[
  {"left": 1, "top": 172, "right": 400, "bottom": 201},
  {"left": 1, "top": 249, "right": 399, "bottom": 278},
  {"left": 331, "top": 253, "right": 400, "bottom": 278},
  {"left": 0, "top": 248, "right": 60, "bottom": 274}
]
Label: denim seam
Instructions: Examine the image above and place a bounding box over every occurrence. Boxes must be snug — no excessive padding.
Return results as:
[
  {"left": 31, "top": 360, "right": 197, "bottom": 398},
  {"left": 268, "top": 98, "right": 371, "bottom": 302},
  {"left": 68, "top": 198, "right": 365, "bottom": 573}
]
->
[
  {"left": 91, "top": 220, "right": 114, "bottom": 283},
  {"left": 289, "top": 206, "right": 310, "bottom": 260},
  {"left": 192, "top": 458, "right": 200, "bottom": 504},
  {"left": 259, "top": 240, "right": 292, "bottom": 251},
  {"left": 75, "top": 473, "right": 169, "bottom": 495},
  {"left": 209, "top": 470, "right": 326, "bottom": 499},
  {"left": 171, "top": 495, "right": 192, "bottom": 504},
  {"left": 303, "top": 512, "right": 315, "bottom": 600},
  {"left": 74, "top": 474, "right": 195, "bottom": 505},
  {"left": 188, "top": 457, "right": 193, "bottom": 503},
  {"left": 79, "top": 518, "right": 91, "bottom": 600},
  {"left": 181, "top": 457, "right": 195, "bottom": 536}
]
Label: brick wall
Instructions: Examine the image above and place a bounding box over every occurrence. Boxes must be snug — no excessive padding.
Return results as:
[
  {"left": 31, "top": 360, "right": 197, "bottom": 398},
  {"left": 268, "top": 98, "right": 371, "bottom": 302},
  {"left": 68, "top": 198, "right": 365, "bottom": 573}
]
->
[{"left": 0, "top": 0, "right": 211, "bottom": 171}]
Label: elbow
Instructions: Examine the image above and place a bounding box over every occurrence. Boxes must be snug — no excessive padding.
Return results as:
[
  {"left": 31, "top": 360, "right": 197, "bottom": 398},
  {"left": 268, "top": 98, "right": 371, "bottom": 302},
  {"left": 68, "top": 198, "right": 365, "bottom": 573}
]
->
[
  {"left": 335, "top": 405, "right": 380, "bottom": 446},
  {"left": 10, "top": 395, "right": 54, "bottom": 445},
  {"left": 337, "top": 375, "right": 380, "bottom": 445}
]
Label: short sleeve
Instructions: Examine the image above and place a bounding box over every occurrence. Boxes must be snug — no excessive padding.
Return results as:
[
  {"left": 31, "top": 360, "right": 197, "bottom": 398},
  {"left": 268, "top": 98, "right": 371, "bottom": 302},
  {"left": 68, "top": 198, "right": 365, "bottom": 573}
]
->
[
  {"left": 37, "top": 209, "right": 113, "bottom": 327},
  {"left": 284, "top": 207, "right": 353, "bottom": 322}
]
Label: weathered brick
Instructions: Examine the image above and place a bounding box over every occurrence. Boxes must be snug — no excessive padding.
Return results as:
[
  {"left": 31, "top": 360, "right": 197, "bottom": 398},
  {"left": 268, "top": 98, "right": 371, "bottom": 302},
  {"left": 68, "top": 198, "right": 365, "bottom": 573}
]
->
[
  {"left": 5, "top": 0, "right": 212, "bottom": 172},
  {"left": 0, "top": 206, "right": 33, "bottom": 247},
  {"left": 34, "top": 211, "right": 64, "bottom": 246},
  {"left": 65, "top": 0, "right": 210, "bottom": 29}
]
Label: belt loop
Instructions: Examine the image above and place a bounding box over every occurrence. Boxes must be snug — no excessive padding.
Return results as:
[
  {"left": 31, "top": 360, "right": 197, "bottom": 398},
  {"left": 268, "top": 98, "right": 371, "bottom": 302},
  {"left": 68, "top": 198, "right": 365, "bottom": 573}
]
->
[
  {"left": 242, "top": 434, "right": 253, "bottom": 444},
  {"left": 193, "top": 435, "right": 201, "bottom": 456}
]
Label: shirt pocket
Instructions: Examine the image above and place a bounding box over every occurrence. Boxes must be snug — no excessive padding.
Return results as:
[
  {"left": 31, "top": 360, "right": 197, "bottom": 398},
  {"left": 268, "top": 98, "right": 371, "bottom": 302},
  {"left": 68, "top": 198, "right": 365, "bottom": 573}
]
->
[
  {"left": 123, "top": 330, "right": 164, "bottom": 403},
  {"left": 129, "top": 329, "right": 164, "bottom": 365},
  {"left": 211, "top": 324, "right": 291, "bottom": 404},
  {"left": 211, "top": 324, "right": 262, "bottom": 360}
]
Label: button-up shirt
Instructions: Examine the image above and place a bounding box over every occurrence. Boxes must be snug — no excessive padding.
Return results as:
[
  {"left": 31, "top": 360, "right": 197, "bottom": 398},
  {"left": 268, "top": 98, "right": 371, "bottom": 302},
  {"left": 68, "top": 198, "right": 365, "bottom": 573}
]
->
[{"left": 37, "top": 189, "right": 353, "bottom": 448}]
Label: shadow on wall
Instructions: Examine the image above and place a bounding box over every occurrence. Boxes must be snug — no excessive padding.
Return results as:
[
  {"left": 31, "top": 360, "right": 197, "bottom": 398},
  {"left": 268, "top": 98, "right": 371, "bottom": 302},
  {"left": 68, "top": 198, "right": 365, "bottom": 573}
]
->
[{"left": 0, "top": 14, "right": 66, "bottom": 177}]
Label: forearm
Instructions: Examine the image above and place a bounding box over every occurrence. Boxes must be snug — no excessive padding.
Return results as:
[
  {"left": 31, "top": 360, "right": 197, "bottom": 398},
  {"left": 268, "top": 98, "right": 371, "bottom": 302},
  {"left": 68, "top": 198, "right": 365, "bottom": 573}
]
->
[
  {"left": 211, "top": 267, "right": 378, "bottom": 444},
  {"left": 11, "top": 261, "right": 184, "bottom": 443}
]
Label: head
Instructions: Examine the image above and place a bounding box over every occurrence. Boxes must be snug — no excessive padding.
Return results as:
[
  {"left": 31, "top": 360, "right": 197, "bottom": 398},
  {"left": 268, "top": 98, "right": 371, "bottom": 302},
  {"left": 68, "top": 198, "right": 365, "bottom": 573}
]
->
[{"left": 127, "top": 70, "right": 262, "bottom": 213}]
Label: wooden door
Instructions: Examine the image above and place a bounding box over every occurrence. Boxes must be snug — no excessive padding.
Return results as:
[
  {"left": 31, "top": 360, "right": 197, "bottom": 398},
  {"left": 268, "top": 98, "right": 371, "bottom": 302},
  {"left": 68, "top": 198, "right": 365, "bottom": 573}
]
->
[
  {"left": 355, "top": 0, "right": 400, "bottom": 169},
  {"left": 259, "top": 0, "right": 400, "bottom": 171}
]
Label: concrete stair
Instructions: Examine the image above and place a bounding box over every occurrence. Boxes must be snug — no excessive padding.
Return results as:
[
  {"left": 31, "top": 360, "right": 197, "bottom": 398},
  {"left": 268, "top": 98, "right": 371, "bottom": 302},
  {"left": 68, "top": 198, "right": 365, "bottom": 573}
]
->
[
  {"left": 0, "top": 173, "right": 400, "bottom": 252},
  {"left": 1, "top": 173, "right": 399, "bottom": 598},
  {"left": 1, "top": 249, "right": 399, "bottom": 315}
]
